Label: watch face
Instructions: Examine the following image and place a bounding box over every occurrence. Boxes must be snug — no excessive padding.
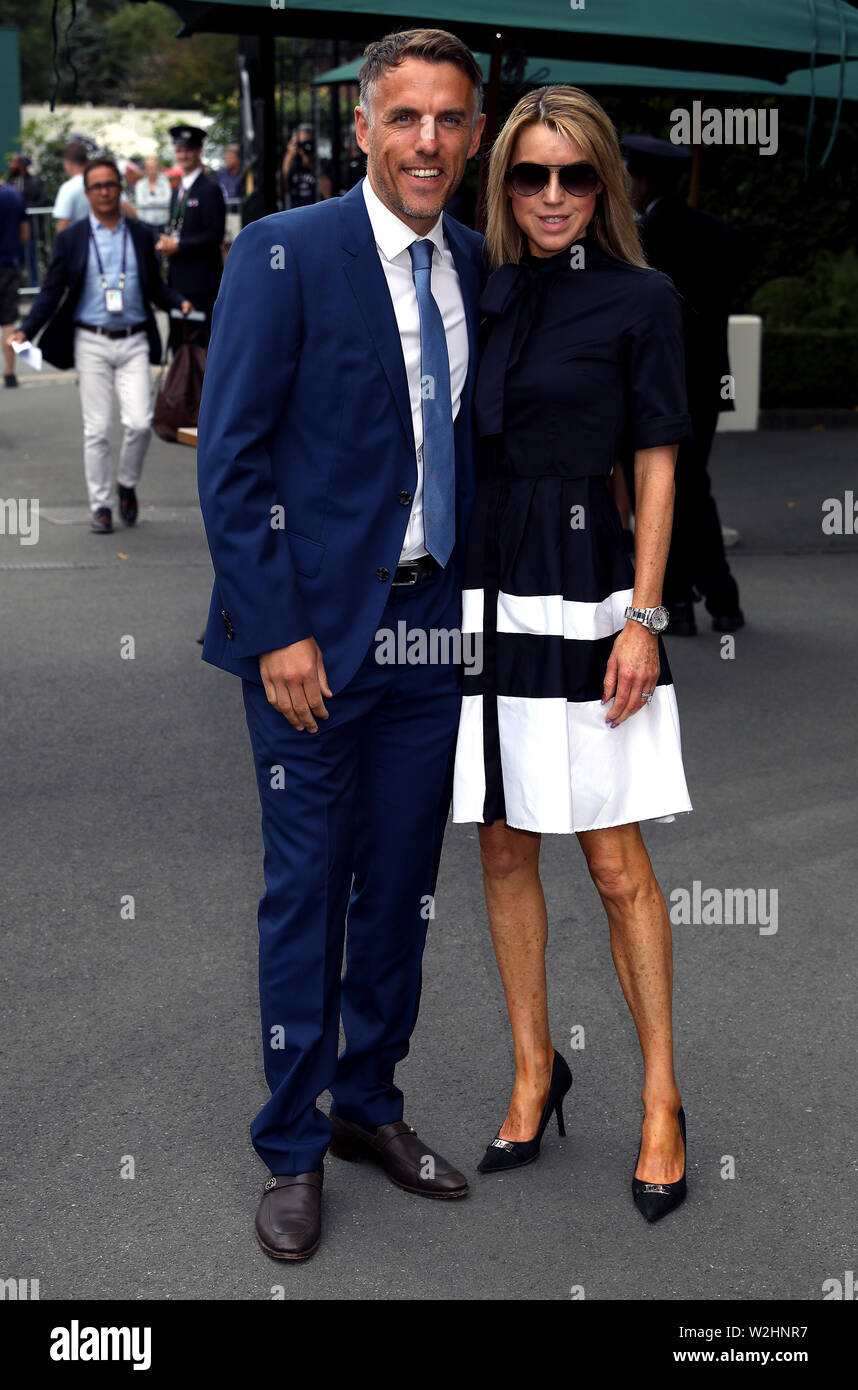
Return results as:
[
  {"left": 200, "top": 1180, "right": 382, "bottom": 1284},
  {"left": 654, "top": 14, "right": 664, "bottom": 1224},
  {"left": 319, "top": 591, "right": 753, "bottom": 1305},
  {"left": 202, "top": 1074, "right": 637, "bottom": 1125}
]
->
[{"left": 650, "top": 606, "right": 669, "bottom": 633}]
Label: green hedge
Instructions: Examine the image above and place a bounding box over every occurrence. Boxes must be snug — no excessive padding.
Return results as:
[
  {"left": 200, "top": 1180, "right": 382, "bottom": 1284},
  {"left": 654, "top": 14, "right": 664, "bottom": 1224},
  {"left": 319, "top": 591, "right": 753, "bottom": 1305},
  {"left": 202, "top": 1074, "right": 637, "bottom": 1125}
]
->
[{"left": 761, "top": 329, "right": 858, "bottom": 409}]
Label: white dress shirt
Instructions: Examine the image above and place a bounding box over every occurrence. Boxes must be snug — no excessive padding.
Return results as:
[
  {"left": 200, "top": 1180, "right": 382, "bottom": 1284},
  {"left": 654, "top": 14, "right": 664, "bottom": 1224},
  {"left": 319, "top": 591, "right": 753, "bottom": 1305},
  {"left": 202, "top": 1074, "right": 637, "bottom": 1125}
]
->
[
  {"left": 362, "top": 176, "right": 469, "bottom": 564},
  {"left": 180, "top": 167, "right": 203, "bottom": 193}
]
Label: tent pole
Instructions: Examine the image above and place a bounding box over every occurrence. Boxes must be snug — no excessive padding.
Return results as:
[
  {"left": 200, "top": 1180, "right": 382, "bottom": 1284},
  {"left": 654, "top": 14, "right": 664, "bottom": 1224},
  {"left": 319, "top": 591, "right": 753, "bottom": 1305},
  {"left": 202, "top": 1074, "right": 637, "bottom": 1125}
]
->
[
  {"left": 476, "top": 30, "right": 504, "bottom": 231},
  {"left": 689, "top": 144, "right": 701, "bottom": 207},
  {"left": 688, "top": 90, "right": 703, "bottom": 207}
]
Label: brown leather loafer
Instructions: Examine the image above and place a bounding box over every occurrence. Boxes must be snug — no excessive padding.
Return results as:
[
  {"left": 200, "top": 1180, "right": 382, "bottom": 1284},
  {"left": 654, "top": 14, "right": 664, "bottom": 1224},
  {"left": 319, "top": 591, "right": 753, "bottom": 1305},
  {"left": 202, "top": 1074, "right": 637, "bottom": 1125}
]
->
[
  {"left": 329, "top": 1116, "right": 469, "bottom": 1199},
  {"left": 255, "top": 1171, "right": 322, "bottom": 1260}
]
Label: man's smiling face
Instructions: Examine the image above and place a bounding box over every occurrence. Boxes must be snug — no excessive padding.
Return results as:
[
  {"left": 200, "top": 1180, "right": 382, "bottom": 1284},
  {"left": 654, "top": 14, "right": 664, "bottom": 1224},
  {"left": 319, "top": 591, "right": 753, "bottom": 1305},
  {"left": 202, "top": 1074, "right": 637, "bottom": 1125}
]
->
[{"left": 355, "top": 58, "right": 484, "bottom": 232}]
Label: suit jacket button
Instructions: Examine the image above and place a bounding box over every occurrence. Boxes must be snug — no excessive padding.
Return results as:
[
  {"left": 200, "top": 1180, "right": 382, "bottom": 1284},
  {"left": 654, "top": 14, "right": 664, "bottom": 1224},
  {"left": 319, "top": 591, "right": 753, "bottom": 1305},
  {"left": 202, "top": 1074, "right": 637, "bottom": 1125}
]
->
[
  {"left": 376, "top": 566, "right": 390, "bottom": 581},
  {"left": 398, "top": 490, "right": 412, "bottom": 506}
]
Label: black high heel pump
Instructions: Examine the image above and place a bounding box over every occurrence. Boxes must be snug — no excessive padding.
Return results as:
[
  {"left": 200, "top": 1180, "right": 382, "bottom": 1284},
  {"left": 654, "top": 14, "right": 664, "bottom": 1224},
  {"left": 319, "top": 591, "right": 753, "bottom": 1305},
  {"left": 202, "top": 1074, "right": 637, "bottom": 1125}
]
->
[
  {"left": 477, "top": 1051, "right": 572, "bottom": 1174},
  {"left": 632, "top": 1106, "right": 687, "bottom": 1223}
]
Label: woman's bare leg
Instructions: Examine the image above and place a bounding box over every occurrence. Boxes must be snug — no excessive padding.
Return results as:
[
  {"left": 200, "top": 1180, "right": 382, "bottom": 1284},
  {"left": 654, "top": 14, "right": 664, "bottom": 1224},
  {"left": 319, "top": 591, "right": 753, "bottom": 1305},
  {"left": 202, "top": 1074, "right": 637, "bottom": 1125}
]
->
[
  {"left": 478, "top": 819, "right": 555, "bottom": 1141},
  {"left": 577, "top": 822, "right": 685, "bottom": 1182}
]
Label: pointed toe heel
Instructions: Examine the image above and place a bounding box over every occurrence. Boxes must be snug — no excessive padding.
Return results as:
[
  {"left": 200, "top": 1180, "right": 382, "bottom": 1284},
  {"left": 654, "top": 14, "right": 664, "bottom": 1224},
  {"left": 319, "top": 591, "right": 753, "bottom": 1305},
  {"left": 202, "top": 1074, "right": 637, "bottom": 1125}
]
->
[
  {"left": 476, "top": 1050, "right": 572, "bottom": 1175},
  {"left": 632, "top": 1106, "right": 687, "bottom": 1223}
]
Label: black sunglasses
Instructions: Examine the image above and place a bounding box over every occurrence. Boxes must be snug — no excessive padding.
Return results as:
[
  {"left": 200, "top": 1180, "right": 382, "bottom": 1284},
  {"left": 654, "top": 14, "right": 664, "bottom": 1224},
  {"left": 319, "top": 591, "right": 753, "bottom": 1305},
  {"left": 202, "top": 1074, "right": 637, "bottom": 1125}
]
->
[{"left": 505, "top": 162, "right": 600, "bottom": 198}]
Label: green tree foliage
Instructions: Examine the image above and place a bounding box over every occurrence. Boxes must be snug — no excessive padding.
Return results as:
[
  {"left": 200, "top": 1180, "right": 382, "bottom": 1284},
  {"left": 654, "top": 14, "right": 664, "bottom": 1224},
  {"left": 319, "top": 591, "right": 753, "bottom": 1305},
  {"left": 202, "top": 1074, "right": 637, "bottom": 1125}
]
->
[
  {"left": 0, "top": 0, "right": 236, "bottom": 106},
  {"left": 751, "top": 249, "right": 858, "bottom": 328}
]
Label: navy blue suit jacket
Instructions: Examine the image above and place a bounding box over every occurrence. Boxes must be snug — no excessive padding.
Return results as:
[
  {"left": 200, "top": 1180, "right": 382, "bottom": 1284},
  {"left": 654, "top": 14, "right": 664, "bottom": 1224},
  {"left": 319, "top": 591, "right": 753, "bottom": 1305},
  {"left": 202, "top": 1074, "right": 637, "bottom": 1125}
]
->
[
  {"left": 197, "top": 179, "right": 485, "bottom": 694},
  {"left": 19, "top": 216, "right": 185, "bottom": 369}
]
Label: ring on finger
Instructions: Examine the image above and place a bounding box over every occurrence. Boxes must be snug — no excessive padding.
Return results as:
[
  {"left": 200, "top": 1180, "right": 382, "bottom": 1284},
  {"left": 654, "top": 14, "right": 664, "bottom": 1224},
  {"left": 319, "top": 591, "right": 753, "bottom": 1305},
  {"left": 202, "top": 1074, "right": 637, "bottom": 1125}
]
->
[{"left": 640, "top": 690, "right": 654, "bottom": 705}]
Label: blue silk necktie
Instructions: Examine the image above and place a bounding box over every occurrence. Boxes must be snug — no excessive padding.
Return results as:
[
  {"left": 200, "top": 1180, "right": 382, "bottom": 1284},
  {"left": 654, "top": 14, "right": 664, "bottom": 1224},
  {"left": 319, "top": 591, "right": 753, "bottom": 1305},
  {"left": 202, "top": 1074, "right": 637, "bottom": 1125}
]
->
[{"left": 408, "top": 238, "right": 455, "bottom": 568}]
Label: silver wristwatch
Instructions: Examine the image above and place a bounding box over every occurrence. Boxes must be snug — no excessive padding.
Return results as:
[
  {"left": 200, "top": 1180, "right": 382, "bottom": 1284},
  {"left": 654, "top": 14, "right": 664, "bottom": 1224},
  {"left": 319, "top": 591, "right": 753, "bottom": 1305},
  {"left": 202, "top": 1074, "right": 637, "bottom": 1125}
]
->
[{"left": 625, "top": 604, "right": 669, "bottom": 634}]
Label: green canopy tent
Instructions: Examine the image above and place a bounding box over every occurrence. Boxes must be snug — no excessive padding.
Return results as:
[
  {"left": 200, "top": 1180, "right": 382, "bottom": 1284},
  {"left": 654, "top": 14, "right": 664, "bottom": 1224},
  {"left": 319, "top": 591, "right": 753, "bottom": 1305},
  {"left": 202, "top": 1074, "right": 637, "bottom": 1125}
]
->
[
  {"left": 161, "top": 0, "right": 858, "bottom": 79},
  {"left": 313, "top": 54, "right": 858, "bottom": 101},
  {"left": 130, "top": 0, "right": 858, "bottom": 211}
]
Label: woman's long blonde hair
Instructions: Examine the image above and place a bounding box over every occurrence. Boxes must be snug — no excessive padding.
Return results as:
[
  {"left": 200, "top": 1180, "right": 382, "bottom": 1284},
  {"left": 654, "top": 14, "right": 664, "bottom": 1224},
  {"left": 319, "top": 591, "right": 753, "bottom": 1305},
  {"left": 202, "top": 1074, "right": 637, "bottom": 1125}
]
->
[{"left": 484, "top": 85, "right": 647, "bottom": 272}]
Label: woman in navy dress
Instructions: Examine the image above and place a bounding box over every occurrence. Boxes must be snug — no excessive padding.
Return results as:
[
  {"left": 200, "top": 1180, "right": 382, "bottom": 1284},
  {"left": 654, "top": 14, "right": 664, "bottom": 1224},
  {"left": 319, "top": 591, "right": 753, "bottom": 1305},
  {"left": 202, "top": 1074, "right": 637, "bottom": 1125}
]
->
[{"left": 452, "top": 86, "right": 692, "bottom": 1221}]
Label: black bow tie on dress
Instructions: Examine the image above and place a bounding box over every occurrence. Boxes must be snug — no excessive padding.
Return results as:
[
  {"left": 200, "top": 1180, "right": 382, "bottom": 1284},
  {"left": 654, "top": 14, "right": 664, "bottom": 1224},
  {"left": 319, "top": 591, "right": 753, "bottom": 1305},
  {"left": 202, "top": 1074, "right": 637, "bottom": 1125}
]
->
[{"left": 475, "top": 236, "right": 598, "bottom": 438}]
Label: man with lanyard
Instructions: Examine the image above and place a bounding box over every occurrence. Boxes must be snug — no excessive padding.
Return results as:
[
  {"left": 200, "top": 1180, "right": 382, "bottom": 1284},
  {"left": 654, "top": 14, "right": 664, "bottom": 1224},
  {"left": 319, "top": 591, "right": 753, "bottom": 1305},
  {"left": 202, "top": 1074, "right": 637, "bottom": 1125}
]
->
[
  {"left": 12, "top": 157, "right": 193, "bottom": 532},
  {"left": 157, "top": 126, "right": 225, "bottom": 352}
]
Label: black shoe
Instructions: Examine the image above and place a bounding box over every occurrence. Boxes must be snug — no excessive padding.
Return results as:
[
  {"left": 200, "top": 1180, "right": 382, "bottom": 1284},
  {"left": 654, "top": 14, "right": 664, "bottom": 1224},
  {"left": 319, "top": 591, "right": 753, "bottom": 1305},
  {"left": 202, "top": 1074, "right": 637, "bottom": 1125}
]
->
[
  {"left": 632, "top": 1106, "right": 687, "bottom": 1223},
  {"left": 117, "top": 482, "right": 138, "bottom": 525},
  {"left": 665, "top": 601, "right": 697, "bottom": 636},
  {"left": 90, "top": 507, "right": 113, "bottom": 534},
  {"left": 711, "top": 609, "right": 745, "bottom": 634},
  {"left": 476, "top": 1050, "right": 572, "bottom": 1174},
  {"left": 4, "top": 373, "right": 18, "bottom": 388}
]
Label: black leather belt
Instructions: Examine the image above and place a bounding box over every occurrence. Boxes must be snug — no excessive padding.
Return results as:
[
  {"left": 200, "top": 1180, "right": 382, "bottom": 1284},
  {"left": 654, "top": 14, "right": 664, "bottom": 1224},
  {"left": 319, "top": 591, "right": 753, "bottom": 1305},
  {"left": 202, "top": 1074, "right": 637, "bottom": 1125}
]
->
[
  {"left": 75, "top": 322, "right": 147, "bottom": 339},
  {"left": 392, "top": 554, "right": 440, "bottom": 586}
]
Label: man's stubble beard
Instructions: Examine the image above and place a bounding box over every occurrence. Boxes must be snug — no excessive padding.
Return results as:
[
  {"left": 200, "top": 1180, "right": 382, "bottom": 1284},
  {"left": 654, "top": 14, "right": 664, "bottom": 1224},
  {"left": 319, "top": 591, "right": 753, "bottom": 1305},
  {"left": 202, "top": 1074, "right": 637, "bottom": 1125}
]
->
[{"left": 367, "top": 152, "right": 454, "bottom": 224}]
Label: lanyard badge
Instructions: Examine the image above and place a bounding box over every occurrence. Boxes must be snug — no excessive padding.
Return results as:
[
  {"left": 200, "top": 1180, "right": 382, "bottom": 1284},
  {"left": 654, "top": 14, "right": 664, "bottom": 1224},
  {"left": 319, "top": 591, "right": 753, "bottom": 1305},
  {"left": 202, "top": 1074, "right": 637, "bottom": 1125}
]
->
[
  {"left": 89, "top": 220, "right": 128, "bottom": 313},
  {"left": 171, "top": 185, "right": 191, "bottom": 242}
]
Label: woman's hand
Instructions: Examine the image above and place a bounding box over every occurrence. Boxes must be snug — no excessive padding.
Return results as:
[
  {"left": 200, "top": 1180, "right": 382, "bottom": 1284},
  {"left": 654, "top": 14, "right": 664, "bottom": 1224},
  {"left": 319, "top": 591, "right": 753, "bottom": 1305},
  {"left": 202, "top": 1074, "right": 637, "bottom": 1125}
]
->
[{"left": 602, "top": 621, "right": 660, "bottom": 727}]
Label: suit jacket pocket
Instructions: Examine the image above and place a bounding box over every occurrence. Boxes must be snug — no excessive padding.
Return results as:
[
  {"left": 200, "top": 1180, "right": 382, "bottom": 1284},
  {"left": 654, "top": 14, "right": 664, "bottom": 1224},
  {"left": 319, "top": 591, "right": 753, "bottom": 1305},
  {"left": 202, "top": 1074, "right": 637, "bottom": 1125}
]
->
[{"left": 286, "top": 529, "right": 325, "bottom": 578}]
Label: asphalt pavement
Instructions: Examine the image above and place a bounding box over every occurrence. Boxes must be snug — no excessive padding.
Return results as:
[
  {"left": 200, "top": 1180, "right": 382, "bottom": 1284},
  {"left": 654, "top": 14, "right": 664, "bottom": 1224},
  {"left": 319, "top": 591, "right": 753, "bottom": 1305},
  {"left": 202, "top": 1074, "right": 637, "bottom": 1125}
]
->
[{"left": 1, "top": 364, "right": 855, "bottom": 1301}]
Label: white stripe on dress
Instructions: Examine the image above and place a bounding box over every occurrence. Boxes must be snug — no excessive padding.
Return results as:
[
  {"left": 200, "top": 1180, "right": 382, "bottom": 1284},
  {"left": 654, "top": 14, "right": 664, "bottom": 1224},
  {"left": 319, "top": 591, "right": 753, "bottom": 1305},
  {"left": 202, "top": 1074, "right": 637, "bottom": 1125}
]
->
[
  {"left": 463, "top": 587, "right": 635, "bottom": 641},
  {"left": 452, "top": 686, "right": 692, "bottom": 834}
]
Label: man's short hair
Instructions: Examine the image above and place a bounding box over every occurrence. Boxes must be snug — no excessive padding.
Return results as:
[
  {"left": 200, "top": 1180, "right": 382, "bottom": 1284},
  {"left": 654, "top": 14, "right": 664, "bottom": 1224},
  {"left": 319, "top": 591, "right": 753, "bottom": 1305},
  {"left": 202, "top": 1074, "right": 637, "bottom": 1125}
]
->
[
  {"left": 358, "top": 28, "right": 483, "bottom": 124},
  {"left": 83, "top": 157, "right": 121, "bottom": 190},
  {"left": 62, "top": 142, "right": 89, "bottom": 168}
]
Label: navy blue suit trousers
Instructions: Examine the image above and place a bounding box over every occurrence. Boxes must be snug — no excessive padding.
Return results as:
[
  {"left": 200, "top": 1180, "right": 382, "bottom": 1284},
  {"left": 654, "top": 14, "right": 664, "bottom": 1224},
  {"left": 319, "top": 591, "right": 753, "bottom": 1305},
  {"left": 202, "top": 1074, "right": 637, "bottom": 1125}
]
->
[{"left": 241, "top": 561, "right": 462, "bottom": 1175}]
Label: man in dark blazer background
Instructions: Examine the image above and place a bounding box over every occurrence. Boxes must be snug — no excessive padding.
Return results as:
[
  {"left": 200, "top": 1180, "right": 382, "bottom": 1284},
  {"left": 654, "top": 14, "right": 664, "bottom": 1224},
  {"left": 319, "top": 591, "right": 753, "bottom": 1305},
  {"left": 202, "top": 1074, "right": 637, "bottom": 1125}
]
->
[
  {"left": 12, "top": 157, "right": 192, "bottom": 532},
  {"left": 623, "top": 134, "right": 744, "bottom": 635},
  {"left": 197, "top": 28, "right": 486, "bottom": 1261},
  {"left": 157, "top": 126, "right": 224, "bottom": 352}
]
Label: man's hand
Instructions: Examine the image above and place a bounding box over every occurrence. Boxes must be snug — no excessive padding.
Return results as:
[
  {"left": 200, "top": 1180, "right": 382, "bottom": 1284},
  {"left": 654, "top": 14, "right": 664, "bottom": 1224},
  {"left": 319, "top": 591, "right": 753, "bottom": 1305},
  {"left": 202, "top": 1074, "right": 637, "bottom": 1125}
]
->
[
  {"left": 8, "top": 329, "right": 26, "bottom": 346},
  {"left": 180, "top": 300, "right": 193, "bottom": 314},
  {"left": 259, "top": 637, "right": 332, "bottom": 732},
  {"left": 156, "top": 234, "right": 179, "bottom": 257},
  {"left": 602, "top": 622, "right": 660, "bottom": 727}
]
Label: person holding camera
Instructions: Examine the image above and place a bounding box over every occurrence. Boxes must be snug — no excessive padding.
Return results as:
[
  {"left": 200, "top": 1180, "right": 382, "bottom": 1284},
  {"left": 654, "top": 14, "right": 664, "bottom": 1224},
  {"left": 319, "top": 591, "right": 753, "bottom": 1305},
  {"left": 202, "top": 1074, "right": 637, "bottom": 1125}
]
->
[{"left": 281, "top": 125, "right": 331, "bottom": 208}]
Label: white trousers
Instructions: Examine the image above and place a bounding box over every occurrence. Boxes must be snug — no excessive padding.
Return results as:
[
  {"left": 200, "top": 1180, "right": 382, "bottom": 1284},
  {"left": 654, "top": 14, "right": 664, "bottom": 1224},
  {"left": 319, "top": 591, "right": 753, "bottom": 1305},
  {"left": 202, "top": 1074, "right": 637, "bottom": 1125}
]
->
[{"left": 73, "top": 327, "right": 153, "bottom": 512}]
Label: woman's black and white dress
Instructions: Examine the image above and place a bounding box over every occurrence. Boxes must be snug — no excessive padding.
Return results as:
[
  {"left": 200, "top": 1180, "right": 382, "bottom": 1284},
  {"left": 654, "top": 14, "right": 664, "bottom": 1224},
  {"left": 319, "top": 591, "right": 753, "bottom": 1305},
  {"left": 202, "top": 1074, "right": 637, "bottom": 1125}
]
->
[{"left": 452, "top": 233, "right": 694, "bottom": 834}]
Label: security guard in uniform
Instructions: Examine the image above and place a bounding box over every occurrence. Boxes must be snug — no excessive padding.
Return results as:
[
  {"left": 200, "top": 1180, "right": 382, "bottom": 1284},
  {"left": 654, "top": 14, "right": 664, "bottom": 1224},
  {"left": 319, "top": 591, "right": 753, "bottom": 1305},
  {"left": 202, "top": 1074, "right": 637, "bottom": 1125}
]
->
[{"left": 157, "top": 125, "right": 225, "bottom": 351}]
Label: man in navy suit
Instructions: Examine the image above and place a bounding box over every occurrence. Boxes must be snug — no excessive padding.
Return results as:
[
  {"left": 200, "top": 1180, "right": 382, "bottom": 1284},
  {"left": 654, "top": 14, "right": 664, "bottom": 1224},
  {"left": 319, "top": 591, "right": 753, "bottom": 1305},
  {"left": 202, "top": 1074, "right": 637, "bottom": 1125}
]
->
[
  {"left": 12, "top": 157, "right": 192, "bottom": 532},
  {"left": 197, "top": 28, "right": 486, "bottom": 1259}
]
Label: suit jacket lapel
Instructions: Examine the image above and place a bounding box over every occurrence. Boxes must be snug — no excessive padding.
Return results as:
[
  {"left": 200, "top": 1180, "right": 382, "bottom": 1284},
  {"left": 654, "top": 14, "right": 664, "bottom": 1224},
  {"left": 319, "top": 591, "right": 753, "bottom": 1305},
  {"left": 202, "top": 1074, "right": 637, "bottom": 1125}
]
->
[
  {"left": 443, "top": 214, "right": 480, "bottom": 409},
  {"left": 72, "top": 219, "right": 90, "bottom": 296},
  {"left": 339, "top": 184, "right": 414, "bottom": 451}
]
